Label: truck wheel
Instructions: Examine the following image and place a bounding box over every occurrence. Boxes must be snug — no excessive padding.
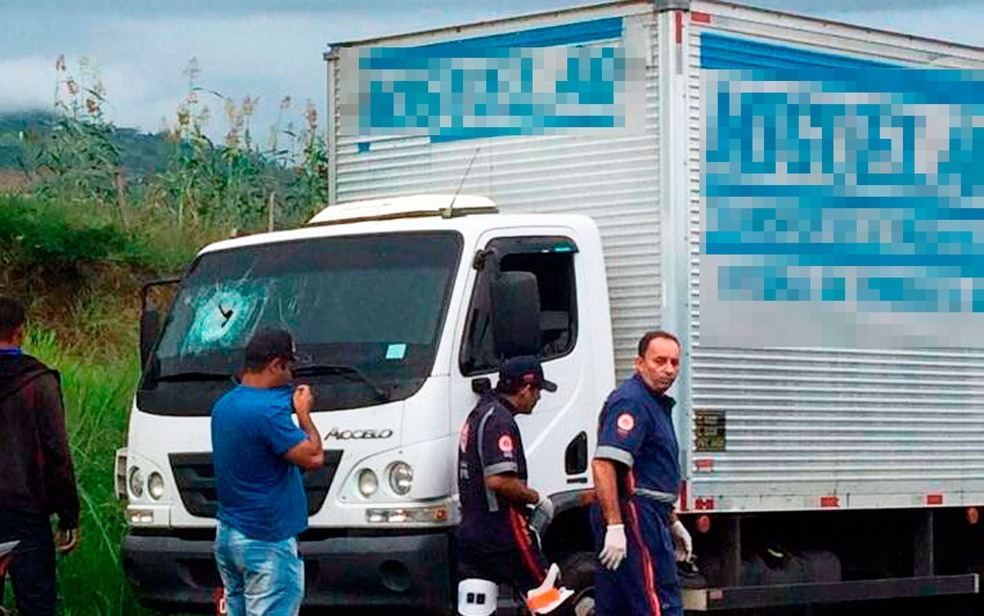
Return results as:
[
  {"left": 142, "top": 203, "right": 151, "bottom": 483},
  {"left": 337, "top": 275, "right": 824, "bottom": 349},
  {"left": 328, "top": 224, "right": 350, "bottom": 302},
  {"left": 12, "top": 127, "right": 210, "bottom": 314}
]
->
[{"left": 560, "top": 551, "right": 597, "bottom": 616}]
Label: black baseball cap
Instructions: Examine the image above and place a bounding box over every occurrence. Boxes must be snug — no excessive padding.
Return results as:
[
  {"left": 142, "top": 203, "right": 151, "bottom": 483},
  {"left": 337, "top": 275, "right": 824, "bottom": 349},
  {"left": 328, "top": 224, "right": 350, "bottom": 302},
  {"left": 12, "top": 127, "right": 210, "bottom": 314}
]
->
[
  {"left": 499, "top": 356, "right": 558, "bottom": 393},
  {"left": 245, "top": 328, "right": 299, "bottom": 366}
]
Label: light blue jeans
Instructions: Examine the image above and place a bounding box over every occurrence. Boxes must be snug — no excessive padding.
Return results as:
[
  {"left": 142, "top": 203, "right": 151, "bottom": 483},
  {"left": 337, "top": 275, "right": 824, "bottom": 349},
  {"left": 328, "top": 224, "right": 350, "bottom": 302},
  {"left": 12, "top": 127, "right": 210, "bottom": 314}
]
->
[{"left": 214, "top": 521, "right": 304, "bottom": 616}]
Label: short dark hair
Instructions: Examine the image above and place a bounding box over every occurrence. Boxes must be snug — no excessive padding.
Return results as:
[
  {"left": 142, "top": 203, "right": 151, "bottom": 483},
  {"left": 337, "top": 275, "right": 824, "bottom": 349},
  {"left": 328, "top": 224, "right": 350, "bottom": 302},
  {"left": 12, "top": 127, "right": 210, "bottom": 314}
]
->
[
  {"left": 0, "top": 296, "right": 26, "bottom": 341},
  {"left": 244, "top": 328, "right": 298, "bottom": 372},
  {"left": 637, "top": 330, "right": 680, "bottom": 357}
]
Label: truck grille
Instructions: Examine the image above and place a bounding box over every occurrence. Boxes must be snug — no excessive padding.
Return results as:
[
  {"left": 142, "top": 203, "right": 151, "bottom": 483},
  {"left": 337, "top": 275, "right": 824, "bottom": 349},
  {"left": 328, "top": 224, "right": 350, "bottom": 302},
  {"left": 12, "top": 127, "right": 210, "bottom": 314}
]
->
[{"left": 169, "top": 451, "right": 343, "bottom": 518}]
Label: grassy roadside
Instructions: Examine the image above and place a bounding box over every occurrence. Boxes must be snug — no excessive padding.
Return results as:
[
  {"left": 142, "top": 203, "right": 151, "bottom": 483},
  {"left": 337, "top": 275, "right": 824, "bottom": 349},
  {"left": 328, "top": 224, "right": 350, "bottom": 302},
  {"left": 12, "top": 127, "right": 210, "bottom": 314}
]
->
[{"left": 0, "top": 192, "right": 212, "bottom": 615}]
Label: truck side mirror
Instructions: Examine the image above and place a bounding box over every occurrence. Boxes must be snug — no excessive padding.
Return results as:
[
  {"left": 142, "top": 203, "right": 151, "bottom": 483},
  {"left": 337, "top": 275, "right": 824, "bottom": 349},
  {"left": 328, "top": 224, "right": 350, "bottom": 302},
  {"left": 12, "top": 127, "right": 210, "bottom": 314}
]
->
[
  {"left": 139, "top": 278, "right": 182, "bottom": 370},
  {"left": 139, "top": 309, "right": 160, "bottom": 369},
  {"left": 491, "top": 270, "right": 541, "bottom": 358}
]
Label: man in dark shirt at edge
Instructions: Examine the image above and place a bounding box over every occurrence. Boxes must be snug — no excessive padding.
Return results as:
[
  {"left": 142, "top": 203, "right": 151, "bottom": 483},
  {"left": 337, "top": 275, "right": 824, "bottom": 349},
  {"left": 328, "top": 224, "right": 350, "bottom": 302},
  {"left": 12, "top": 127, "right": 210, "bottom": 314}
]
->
[
  {"left": 211, "top": 327, "right": 324, "bottom": 616},
  {"left": 0, "top": 296, "right": 80, "bottom": 616}
]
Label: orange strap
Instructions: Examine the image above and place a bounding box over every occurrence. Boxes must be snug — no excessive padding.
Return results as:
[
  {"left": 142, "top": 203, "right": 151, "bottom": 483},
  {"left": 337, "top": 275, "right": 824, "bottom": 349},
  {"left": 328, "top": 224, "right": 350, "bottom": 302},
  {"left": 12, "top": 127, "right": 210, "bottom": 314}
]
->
[{"left": 525, "top": 587, "right": 563, "bottom": 612}]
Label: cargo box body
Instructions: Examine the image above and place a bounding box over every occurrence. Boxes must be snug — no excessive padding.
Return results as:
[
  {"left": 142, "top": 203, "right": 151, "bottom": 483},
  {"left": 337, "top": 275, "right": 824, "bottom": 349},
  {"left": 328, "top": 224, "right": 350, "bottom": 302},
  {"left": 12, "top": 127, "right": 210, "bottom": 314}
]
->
[{"left": 327, "top": 0, "right": 984, "bottom": 516}]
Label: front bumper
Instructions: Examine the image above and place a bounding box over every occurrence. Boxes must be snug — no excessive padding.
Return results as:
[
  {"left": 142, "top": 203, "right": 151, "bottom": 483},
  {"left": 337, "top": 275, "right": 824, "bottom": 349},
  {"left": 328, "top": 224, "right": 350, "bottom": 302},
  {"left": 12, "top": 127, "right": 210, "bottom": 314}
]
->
[{"left": 122, "top": 529, "right": 454, "bottom": 613}]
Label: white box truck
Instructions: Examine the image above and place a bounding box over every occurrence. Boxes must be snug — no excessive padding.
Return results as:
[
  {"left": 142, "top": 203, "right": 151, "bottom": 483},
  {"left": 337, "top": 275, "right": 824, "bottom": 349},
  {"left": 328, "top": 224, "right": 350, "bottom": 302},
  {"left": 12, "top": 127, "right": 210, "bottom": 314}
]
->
[{"left": 119, "top": 0, "right": 984, "bottom": 613}]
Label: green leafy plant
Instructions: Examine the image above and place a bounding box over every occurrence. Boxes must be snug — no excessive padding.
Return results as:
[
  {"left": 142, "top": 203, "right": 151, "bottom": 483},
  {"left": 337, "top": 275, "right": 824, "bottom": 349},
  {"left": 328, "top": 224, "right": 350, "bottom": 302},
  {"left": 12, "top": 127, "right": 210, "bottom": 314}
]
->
[
  {"left": 0, "top": 195, "right": 130, "bottom": 270},
  {"left": 28, "top": 56, "right": 126, "bottom": 223}
]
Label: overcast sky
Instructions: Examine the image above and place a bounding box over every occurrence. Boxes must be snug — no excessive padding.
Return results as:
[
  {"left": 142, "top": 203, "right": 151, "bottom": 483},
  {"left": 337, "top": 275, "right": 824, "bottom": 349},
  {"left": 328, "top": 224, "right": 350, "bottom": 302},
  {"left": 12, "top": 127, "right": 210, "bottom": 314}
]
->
[{"left": 1, "top": 0, "right": 981, "bottom": 143}]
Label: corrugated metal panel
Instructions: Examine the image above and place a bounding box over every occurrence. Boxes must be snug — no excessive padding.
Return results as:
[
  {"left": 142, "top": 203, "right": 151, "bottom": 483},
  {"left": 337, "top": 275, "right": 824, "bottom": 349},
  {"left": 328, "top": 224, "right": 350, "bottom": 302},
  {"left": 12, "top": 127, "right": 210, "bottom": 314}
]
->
[
  {"left": 686, "top": 6, "right": 984, "bottom": 511},
  {"left": 333, "top": 9, "right": 662, "bottom": 381}
]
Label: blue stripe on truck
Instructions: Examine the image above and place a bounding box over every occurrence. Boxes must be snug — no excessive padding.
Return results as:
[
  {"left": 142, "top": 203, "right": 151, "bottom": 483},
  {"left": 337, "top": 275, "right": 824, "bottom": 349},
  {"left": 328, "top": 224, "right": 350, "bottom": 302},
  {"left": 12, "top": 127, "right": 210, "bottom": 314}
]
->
[{"left": 700, "top": 31, "right": 898, "bottom": 70}]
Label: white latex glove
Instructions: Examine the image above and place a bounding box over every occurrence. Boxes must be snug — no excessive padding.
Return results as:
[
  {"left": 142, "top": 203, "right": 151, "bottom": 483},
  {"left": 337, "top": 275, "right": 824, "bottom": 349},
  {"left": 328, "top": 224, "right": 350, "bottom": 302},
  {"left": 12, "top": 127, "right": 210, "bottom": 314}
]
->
[
  {"left": 599, "top": 524, "right": 627, "bottom": 570},
  {"left": 530, "top": 495, "right": 555, "bottom": 534},
  {"left": 670, "top": 519, "right": 692, "bottom": 562}
]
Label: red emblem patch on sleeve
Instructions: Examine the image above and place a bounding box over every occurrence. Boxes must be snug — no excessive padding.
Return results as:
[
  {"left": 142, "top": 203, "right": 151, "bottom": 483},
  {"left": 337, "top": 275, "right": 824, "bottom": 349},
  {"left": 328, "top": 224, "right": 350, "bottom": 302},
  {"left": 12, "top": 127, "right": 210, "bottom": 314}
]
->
[
  {"left": 498, "top": 434, "right": 514, "bottom": 453},
  {"left": 617, "top": 413, "right": 635, "bottom": 432}
]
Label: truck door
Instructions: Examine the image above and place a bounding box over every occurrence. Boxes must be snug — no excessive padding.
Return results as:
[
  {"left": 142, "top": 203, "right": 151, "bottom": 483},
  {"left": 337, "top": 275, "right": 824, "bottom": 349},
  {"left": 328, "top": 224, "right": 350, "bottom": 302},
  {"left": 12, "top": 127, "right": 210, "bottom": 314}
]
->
[{"left": 449, "top": 232, "right": 593, "bottom": 504}]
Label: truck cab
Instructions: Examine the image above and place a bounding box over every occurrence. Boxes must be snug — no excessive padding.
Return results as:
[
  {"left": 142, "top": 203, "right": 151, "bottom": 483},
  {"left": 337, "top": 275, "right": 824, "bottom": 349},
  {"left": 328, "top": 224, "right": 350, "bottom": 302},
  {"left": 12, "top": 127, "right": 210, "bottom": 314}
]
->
[{"left": 118, "top": 195, "right": 615, "bottom": 613}]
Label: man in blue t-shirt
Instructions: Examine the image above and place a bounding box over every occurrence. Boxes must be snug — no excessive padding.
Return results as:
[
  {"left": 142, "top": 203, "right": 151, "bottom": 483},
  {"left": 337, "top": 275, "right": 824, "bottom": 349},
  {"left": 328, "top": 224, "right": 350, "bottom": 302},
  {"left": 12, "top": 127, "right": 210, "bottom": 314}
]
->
[
  {"left": 211, "top": 328, "right": 324, "bottom": 616},
  {"left": 590, "top": 330, "right": 693, "bottom": 616}
]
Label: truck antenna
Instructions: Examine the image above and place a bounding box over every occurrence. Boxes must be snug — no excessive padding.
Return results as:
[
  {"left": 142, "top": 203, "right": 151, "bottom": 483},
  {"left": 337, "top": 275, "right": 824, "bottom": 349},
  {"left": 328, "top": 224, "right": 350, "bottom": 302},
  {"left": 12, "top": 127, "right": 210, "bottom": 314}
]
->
[{"left": 444, "top": 146, "right": 482, "bottom": 219}]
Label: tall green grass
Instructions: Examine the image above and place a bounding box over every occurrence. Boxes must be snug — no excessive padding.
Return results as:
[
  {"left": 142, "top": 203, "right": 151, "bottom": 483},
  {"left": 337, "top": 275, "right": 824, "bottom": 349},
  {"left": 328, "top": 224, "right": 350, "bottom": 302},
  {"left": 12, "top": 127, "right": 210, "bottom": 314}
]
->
[{"left": 2, "top": 330, "right": 155, "bottom": 615}]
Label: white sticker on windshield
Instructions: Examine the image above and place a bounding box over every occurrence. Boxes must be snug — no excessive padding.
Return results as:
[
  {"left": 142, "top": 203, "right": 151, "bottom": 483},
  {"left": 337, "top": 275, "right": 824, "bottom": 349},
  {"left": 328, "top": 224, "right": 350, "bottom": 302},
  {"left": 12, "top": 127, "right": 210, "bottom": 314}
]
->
[{"left": 385, "top": 343, "right": 407, "bottom": 360}]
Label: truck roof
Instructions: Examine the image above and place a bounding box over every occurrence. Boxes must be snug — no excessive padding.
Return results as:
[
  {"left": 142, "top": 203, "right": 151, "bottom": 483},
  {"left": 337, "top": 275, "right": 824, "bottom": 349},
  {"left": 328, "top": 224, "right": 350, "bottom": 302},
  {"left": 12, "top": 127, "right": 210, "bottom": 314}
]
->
[
  {"left": 325, "top": 0, "right": 983, "bottom": 56},
  {"left": 308, "top": 194, "right": 498, "bottom": 226},
  {"left": 197, "top": 197, "right": 598, "bottom": 257}
]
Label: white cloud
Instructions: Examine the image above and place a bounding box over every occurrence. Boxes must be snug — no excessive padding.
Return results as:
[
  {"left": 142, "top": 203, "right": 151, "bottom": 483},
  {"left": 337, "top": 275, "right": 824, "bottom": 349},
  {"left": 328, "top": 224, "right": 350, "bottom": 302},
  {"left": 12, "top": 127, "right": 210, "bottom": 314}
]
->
[
  {"left": 2, "top": 2, "right": 980, "bottom": 143},
  {"left": 0, "top": 56, "right": 58, "bottom": 112},
  {"left": 0, "top": 14, "right": 333, "bottom": 138},
  {"left": 31, "top": 9, "right": 540, "bottom": 138},
  {"left": 813, "top": 6, "right": 984, "bottom": 47}
]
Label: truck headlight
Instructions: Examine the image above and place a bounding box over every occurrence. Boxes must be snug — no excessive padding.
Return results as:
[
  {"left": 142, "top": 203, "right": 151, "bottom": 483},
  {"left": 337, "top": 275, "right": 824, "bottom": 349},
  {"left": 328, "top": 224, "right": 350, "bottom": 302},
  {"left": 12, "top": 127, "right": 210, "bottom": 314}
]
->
[
  {"left": 388, "top": 462, "right": 413, "bottom": 495},
  {"left": 128, "top": 467, "right": 144, "bottom": 498},
  {"left": 358, "top": 469, "right": 378, "bottom": 497},
  {"left": 148, "top": 472, "right": 165, "bottom": 500}
]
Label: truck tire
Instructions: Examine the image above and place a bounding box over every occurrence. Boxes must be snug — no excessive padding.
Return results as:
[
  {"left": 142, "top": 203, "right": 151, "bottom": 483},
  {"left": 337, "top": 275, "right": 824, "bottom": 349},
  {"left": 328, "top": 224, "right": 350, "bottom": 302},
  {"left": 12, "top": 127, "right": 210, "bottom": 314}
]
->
[{"left": 560, "top": 551, "right": 597, "bottom": 616}]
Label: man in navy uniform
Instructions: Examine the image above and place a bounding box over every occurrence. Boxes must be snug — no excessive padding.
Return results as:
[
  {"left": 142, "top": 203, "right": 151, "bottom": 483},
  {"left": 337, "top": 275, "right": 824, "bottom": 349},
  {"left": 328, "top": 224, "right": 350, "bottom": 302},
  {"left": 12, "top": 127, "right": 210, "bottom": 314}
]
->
[
  {"left": 590, "top": 330, "right": 693, "bottom": 616},
  {"left": 455, "top": 356, "right": 569, "bottom": 615}
]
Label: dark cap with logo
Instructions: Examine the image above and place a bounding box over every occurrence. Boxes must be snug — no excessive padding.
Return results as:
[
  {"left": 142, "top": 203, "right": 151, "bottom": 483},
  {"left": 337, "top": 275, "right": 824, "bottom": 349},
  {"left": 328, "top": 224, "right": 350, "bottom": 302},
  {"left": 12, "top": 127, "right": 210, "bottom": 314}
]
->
[
  {"left": 245, "top": 328, "right": 298, "bottom": 366},
  {"left": 498, "top": 355, "right": 558, "bottom": 393}
]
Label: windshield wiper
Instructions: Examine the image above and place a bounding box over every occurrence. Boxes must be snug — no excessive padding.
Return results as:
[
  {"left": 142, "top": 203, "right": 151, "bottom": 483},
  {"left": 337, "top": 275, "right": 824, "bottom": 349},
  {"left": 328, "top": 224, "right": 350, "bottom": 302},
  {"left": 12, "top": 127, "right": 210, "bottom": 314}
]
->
[
  {"left": 291, "top": 364, "right": 390, "bottom": 402},
  {"left": 154, "top": 371, "right": 236, "bottom": 383}
]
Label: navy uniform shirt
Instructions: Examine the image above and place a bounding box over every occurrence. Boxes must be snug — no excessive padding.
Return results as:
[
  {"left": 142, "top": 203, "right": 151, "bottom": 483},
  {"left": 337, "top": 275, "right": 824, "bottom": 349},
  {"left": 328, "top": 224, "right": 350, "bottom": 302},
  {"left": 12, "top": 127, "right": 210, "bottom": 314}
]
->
[
  {"left": 457, "top": 391, "right": 529, "bottom": 552},
  {"left": 594, "top": 373, "right": 680, "bottom": 499}
]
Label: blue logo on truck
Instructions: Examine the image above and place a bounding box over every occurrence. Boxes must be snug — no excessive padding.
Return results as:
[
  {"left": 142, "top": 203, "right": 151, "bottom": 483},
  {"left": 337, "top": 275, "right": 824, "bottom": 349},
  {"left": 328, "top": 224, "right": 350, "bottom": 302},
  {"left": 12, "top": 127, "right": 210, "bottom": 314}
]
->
[
  {"left": 699, "top": 34, "right": 983, "bottom": 347},
  {"left": 335, "top": 17, "right": 646, "bottom": 142}
]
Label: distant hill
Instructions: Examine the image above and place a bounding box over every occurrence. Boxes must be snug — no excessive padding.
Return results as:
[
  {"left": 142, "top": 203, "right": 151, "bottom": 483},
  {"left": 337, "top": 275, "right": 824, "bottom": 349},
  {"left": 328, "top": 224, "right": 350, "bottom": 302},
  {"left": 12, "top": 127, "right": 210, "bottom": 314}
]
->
[
  {"left": 0, "top": 111, "right": 48, "bottom": 171},
  {"left": 0, "top": 109, "right": 176, "bottom": 179}
]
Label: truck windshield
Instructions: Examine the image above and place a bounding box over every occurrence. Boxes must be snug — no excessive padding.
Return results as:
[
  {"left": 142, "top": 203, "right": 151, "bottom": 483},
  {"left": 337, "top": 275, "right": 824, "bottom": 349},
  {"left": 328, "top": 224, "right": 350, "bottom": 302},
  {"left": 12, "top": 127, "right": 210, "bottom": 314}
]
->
[{"left": 137, "top": 231, "right": 463, "bottom": 416}]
